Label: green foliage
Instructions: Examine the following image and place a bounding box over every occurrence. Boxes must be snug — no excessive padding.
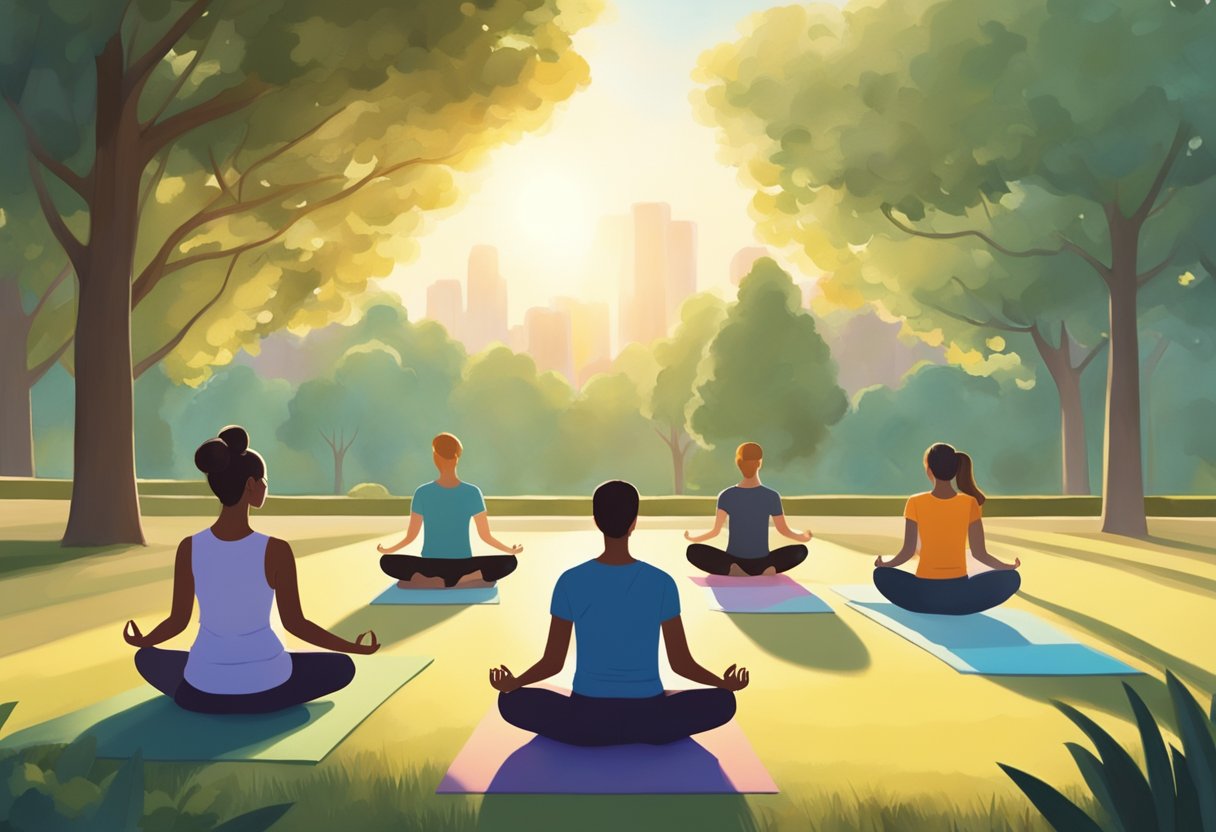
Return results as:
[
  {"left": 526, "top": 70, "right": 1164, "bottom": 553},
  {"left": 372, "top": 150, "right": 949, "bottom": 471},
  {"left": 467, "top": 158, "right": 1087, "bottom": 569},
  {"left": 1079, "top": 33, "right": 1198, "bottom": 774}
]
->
[
  {"left": 1001, "top": 671, "right": 1216, "bottom": 832},
  {"left": 348, "top": 482, "right": 390, "bottom": 499}
]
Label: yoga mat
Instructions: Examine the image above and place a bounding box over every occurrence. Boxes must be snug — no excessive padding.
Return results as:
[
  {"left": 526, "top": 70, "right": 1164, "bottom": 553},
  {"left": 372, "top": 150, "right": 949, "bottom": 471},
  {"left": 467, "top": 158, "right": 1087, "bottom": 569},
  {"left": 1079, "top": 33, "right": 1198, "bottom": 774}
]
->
[
  {"left": 0, "top": 656, "right": 431, "bottom": 763},
  {"left": 691, "top": 574, "right": 833, "bottom": 614},
  {"left": 438, "top": 687, "right": 778, "bottom": 794},
  {"left": 832, "top": 584, "right": 1140, "bottom": 676},
  {"left": 371, "top": 584, "right": 499, "bottom": 605}
]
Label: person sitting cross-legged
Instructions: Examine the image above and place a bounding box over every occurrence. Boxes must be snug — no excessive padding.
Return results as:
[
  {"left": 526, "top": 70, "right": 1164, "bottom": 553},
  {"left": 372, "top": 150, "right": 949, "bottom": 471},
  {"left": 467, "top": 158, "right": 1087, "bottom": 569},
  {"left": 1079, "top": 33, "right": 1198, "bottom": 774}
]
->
[
  {"left": 377, "top": 433, "right": 522, "bottom": 589},
  {"left": 684, "top": 442, "right": 812, "bottom": 577},
  {"left": 489, "top": 480, "right": 749, "bottom": 747}
]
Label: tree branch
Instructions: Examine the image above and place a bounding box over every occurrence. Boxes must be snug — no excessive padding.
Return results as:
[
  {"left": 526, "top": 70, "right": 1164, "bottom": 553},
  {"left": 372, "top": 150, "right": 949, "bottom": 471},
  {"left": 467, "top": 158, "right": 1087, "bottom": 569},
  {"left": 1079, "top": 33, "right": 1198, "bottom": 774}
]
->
[
  {"left": 924, "top": 300, "right": 1035, "bottom": 334},
  {"left": 1076, "top": 336, "right": 1109, "bottom": 375},
  {"left": 881, "top": 204, "right": 1068, "bottom": 260},
  {"left": 1054, "top": 233, "right": 1112, "bottom": 277},
  {"left": 341, "top": 428, "right": 359, "bottom": 455},
  {"left": 27, "top": 333, "right": 74, "bottom": 383},
  {"left": 1131, "top": 123, "right": 1188, "bottom": 225},
  {"left": 137, "top": 151, "right": 170, "bottom": 221},
  {"left": 26, "top": 156, "right": 86, "bottom": 273},
  {"left": 3, "top": 96, "right": 92, "bottom": 199},
  {"left": 125, "top": 0, "right": 212, "bottom": 98},
  {"left": 26, "top": 264, "right": 73, "bottom": 325},
  {"left": 143, "top": 35, "right": 212, "bottom": 129},
  {"left": 652, "top": 424, "right": 676, "bottom": 450},
  {"left": 320, "top": 429, "right": 337, "bottom": 453},
  {"left": 235, "top": 109, "right": 345, "bottom": 200},
  {"left": 208, "top": 146, "right": 236, "bottom": 203},
  {"left": 139, "top": 78, "right": 269, "bottom": 161},
  {"left": 1137, "top": 248, "right": 1179, "bottom": 288},
  {"left": 133, "top": 252, "right": 241, "bottom": 377}
]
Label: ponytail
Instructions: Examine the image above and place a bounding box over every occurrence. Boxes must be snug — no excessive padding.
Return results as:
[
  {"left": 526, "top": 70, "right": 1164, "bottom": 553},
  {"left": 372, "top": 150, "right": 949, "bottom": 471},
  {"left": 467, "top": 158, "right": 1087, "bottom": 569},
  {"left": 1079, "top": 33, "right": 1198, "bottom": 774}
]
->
[{"left": 955, "top": 452, "right": 986, "bottom": 506}]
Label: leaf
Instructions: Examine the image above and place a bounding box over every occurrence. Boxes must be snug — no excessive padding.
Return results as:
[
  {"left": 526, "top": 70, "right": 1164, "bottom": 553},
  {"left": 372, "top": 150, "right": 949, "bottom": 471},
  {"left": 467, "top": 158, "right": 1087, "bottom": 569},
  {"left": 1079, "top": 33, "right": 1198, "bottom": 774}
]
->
[
  {"left": 8, "top": 787, "right": 71, "bottom": 832},
  {"left": 1054, "top": 700, "right": 1159, "bottom": 832},
  {"left": 89, "top": 751, "right": 144, "bottom": 832},
  {"left": 53, "top": 732, "right": 96, "bottom": 783},
  {"left": 1064, "top": 743, "right": 1124, "bottom": 832},
  {"left": 1174, "top": 745, "right": 1204, "bottom": 832},
  {"left": 1166, "top": 671, "right": 1216, "bottom": 832},
  {"left": 0, "top": 701, "right": 15, "bottom": 734},
  {"left": 999, "top": 763, "right": 1105, "bottom": 832},
  {"left": 1124, "top": 683, "right": 1177, "bottom": 832},
  {"left": 212, "top": 802, "right": 295, "bottom": 832}
]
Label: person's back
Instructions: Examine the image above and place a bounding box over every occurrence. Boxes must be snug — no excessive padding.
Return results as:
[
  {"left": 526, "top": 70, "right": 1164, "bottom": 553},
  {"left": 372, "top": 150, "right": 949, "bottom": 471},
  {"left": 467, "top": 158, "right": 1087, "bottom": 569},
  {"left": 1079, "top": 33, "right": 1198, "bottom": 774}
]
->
[
  {"left": 413, "top": 480, "right": 484, "bottom": 558},
  {"left": 718, "top": 484, "right": 783, "bottom": 559},
  {"left": 553, "top": 559, "right": 678, "bottom": 698},
  {"left": 903, "top": 491, "right": 980, "bottom": 580},
  {"left": 185, "top": 528, "right": 291, "bottom": 694}
]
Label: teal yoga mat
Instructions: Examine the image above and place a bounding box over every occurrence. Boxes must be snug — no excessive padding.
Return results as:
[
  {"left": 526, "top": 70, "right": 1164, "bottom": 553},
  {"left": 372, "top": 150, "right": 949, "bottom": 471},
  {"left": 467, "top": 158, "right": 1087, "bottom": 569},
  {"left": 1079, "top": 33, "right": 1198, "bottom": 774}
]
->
[
  {"left": 0, "top": 656, "right": 431, "bottom": 763},
  {"left": 371, "top": 584, "right": 499, "bottom": 605},
  {"left": 833, "top": 584, "right": 1140, "bottom": 676}
]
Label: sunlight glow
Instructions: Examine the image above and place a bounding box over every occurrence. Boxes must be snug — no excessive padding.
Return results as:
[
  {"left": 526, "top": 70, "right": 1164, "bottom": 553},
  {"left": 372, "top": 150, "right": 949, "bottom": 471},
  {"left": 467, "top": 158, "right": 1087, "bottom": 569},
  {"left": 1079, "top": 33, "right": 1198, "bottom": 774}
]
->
[{"left": 509, "top": 168, "right": 596, "bottom": 262}]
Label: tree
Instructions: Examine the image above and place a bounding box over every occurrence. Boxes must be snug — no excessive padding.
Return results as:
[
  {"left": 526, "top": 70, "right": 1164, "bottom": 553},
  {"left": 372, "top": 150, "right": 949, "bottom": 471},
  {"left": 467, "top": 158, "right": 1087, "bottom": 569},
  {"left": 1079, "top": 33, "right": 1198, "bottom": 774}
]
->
[
  {"left": 695, "top": 0, "right": 1216, "bottom": 535},
  {"left": 0, "top": 0, "right": 599, "bottom": 544},
  {"left": 688, "top": 260, "right": 847, "bottom": 473},
  {"left": 648, "top": 293, "right": 727, "bottom": 494}
]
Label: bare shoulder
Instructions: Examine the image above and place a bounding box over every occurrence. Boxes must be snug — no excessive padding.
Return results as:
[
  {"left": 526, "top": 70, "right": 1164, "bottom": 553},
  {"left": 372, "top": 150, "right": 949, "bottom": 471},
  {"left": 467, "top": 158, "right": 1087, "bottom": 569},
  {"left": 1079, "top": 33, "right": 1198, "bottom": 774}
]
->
[
  {"left": 175, "top": 535, "right": 193, "bottom": 559},
  {"left": 265, "top": 537, "right": 295, "bottom": 561}
]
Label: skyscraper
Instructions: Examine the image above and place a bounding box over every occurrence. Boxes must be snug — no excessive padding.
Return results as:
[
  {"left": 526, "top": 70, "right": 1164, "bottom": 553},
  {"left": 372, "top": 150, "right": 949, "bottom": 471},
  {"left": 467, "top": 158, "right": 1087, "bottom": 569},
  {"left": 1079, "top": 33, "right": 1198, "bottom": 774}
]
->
[
  {"left": 525, "top": 306, "right": 574, "bottom": 381},
  {"left": 667, "top": 220, "right": 697, "bottom": 324},
  {"left": 425, "top": 279, "right": 463, "bottom": 341},
  {"left": 592, "top": 215, "right": 632, "bottom": 358},
  {"left": 730, "top": 246, "right": 770, "bottom": 286},
  {"left": 555, "top": 297, "right": 611, "bottom": 384},
  {"left": 465, "top": 244, "right": 509, "bottom": 353},
  {"left": 628, "top": 202, "right": 672, "bottom": 345}
]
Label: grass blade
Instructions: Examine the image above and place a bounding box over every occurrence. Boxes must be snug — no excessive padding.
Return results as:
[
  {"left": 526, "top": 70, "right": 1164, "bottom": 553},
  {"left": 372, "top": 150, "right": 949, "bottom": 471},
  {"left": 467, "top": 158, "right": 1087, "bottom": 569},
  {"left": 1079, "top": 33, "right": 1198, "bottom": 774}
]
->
[
  {"left": 91, "top": 750, "right": 144, "bottom": 832},
  {"left": 0, "top": 701, "right": 15, "bottom": 734},
  {"left": 1055, "top": 700, "right": 1158, "bottom": 832},
  {"left": 999, "top": 763, "right": 1104, "bottom": 832},
  {"left": 1064, "top": 743, "right": 1125, "bottom": 832},
  {"left": 212, "top": 803, "right": 294, "bottom": 832},
  {"left": 1125, "top": 683, "right": 1177, "bottom": 832},
  {"left": 1166, "top": 672, "right": 1216, "bottom": 832},
  {"left": 1174, "top": 745, "right": 1203, "bottom": 832}
]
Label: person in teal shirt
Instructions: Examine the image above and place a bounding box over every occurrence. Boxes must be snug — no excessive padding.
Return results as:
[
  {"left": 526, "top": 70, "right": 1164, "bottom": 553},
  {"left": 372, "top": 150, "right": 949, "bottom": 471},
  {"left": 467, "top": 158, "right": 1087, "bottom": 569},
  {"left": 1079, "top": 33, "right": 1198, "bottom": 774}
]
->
[{"left": 377, "top": 433, "right": 522, "bottom": 588}]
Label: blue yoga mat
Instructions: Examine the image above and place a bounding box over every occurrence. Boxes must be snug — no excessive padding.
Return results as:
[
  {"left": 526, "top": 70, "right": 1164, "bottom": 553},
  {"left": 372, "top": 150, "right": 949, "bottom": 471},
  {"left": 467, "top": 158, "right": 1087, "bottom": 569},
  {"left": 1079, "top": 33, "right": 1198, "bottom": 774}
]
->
[
  {"left": 690, "top": 575, "right": 833, "bottom": 614},
  {"left": 0, "top": 656, "right": 431, "bottom": 762},
  {"left": 832, "top": 584, "right": 1140, "bottom": 676},
  {"left": 371, "top": 584, "right": 499, "bottom": 605}
]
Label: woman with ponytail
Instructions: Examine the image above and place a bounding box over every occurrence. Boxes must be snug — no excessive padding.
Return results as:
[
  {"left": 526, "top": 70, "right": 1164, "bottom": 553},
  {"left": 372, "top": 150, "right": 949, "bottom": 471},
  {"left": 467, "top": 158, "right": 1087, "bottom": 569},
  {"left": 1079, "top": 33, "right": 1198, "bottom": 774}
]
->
[
  {"left": 873, "top": 443, "right": 1021, "bottom": 615},
  {"left": 121, "top": 426, "right": 380, "bottom": 714}
]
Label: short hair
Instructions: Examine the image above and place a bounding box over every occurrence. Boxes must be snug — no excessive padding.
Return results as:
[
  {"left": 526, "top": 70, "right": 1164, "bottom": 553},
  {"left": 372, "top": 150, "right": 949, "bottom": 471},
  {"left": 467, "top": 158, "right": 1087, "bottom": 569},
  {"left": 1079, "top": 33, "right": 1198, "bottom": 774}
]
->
[
  {"left": 432, "top": 433, "right": 463, "bottom": 460},
  {"left": 735, "top": 442, "right": 763, "bottom": 477},
  {"left": 592, "top": 480, "right": 640, "bottom": 539}
]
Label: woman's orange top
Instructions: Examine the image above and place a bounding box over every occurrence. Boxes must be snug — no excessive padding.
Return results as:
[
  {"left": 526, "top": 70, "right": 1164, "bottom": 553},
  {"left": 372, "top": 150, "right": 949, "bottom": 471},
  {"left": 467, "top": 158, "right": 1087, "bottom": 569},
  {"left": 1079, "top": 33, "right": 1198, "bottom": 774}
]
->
[{"left": 904, "top": 492, "right": 982, "bottom": 580}]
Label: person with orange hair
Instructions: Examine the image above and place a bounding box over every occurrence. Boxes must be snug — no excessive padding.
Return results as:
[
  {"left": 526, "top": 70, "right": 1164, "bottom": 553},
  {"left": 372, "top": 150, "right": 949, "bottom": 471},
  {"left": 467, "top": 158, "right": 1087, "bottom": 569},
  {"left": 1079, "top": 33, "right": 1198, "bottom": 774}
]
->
[
  {"left": 377, "top": 433, "right": 522, "bottom": 588},
  {"left": 873, "top": 443, "right": 1021, "bottom": 615},
  {"left": 684, "top": 442, "right": 813, "bottom": 576}
]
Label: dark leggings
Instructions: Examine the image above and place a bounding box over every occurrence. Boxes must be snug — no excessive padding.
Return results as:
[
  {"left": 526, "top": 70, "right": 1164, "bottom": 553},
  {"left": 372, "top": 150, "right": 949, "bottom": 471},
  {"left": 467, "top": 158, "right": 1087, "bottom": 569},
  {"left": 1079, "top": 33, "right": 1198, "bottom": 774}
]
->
[
  {"left": 379, "top": 554, "right": 518, "bottom": 588},
  {"left": 873, "top": 567, "right": 1022, "bottom": 615},
  {"left": 135, "top": 647, "right": 355, "bottom": 714},
  {"left": 498, "top": 687, "right": 736, "bottom": 747},
  {"left": 686, "top": 543, "right": 808, "bottom": 577}
]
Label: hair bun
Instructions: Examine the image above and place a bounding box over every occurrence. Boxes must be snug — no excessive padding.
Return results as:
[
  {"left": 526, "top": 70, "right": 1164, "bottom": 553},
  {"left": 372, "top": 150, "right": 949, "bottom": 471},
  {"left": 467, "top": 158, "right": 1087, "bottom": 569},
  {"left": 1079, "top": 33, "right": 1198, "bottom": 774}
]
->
[
  {"left": 218, "top": 425, "right": 250, "bottom": 455},
  {"left": 195, "top": 438, "right": 231, "bottom": 474}
]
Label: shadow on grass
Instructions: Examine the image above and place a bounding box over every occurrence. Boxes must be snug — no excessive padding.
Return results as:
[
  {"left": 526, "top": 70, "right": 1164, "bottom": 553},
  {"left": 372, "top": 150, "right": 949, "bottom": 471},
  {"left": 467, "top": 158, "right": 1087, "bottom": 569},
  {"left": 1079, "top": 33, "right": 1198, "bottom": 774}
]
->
[
  {"left": 730, "top": 614, "right": 870, "bottom": 673},
  {"left": 328, "top": 605, "right": 466, "bottom": 648},
  {"left": 987, "top": 533, "right": 1216, "bottom": 598},
  {"left": 292, "top": 532, "right": 391, "bottom": 559},
  {"left": 816, "top": 534, "right": 893, "bottom": 558},
  {"left": 0, "top": 539, "right": 134, "bottom": 578},
  {"left": 478, "top": 794, "right": 762, "bottom": 832}
]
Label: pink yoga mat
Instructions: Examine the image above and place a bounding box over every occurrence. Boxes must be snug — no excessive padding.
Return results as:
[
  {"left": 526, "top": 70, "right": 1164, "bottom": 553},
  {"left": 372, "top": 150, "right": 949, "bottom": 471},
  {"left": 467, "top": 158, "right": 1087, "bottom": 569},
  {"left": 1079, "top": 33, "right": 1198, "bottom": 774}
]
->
[
  {"left": 438, "top": 687, "right": 778, "bottom": 794},
  {"left": 690, "top": 574, "right": 833, "bottom": 613}
]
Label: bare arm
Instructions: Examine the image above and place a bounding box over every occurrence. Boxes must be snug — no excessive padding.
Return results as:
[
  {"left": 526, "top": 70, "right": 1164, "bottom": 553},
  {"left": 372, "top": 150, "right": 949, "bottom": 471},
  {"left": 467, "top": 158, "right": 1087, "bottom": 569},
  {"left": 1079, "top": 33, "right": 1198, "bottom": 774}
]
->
[
  {"left": 474, "top": 512, "right": 523, "bottom": 555},
  {"left": 875, "top": 519, "right": 918, "bottom": 568},
  {"left": 489, "top": 616, "right": 572, "bottom": 692},
  {"left": 377, "top": 512, "right": 423, "bottom": 555},
  {"left": 268, "top": 538, "right": 379, "bottom": 654},
  {"left": 772, "top": 514, "right": 813, "bottom": 543},
  {"left": 662, "top": 615, "right": 749, "bottom": 691},
  {"left": 685, "top": 509, "right": 727, "bottom": 543},
  {"left": 968, "top": 519, "right": 1021, "bottom": 570},
  {"left": 124, "top": 537, "right": 195, "bottom": 647}
]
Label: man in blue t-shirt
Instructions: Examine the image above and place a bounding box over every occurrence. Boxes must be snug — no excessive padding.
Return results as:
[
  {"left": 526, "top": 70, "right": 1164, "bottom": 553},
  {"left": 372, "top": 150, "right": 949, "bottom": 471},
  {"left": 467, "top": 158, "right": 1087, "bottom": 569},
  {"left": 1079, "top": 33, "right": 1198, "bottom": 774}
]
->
[
  {"left": 377, "top": 433, "right": 522, "bottom": 588},
  {"left": 488, "top": 480, "right": 750, "bottom": 746},
  {"left": 685, "top": 442, "right": 813, "bottom": 577}
]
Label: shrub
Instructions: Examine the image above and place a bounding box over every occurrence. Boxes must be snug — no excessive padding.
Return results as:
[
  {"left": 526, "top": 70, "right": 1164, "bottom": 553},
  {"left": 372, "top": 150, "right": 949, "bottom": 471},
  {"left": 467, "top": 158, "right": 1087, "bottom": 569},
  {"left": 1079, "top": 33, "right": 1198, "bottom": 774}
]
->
[{"left": 348, "top": 482, "right": 391, "bottom": 499}]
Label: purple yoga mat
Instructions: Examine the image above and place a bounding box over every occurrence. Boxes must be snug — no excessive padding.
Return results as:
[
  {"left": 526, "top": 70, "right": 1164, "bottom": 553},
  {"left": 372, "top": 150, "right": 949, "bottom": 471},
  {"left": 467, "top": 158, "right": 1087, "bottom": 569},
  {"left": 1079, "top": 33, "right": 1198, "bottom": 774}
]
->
[
  {"left": 690, "top": 575, "right": 833, "bottom": 613},
  {"left": 438, "top": 687, "right": 778, "bottom": 794}
]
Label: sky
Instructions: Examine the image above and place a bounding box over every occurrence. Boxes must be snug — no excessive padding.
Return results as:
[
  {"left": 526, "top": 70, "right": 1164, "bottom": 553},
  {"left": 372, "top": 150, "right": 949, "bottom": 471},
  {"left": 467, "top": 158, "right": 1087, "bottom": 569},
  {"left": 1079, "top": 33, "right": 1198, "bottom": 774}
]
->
[{"left": 385, "top": 0, "right": 807, "bottom": 326}]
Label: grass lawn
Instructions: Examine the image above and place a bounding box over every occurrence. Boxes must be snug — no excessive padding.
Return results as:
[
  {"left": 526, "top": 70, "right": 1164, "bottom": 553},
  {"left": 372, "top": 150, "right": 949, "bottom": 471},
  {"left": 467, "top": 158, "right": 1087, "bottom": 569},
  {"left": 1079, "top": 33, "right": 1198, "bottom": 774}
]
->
[{"left": 2, "top": 501, "right": 1214, "bottom": 830}]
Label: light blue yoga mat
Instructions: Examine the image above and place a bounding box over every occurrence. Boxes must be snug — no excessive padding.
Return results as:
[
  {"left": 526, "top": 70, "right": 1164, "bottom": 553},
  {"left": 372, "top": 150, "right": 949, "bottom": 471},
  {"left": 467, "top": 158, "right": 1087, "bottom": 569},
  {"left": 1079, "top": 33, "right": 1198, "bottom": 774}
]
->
[
  {"left": 0, "top": 656, "right": 431, "bottom": 762},
  {"left": 372, "top": 584, "right": 499, "bottom": 605},
  {"left": 832, "top": 584, "right": 1140, "bottom": 676}
]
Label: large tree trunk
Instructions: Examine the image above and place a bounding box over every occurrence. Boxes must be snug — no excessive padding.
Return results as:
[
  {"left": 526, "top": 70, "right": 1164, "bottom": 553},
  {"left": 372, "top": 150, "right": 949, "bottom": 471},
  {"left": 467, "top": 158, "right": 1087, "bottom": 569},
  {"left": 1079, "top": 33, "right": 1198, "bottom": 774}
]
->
[
  {"left": 63, "top": 39, "right": 145, "bottom": 546},
  {"left": 1142, "top": 336, "right": 1169, "bottom": 495},
  {"left": 1036, "top": 334, "right": 1092, "bottom": 496},
  {"left": 1100, "top": 228, "right": 1148, "bottom": 537},
  {"left": 0, "top": 280, "right": 34, "bottom": 478}
]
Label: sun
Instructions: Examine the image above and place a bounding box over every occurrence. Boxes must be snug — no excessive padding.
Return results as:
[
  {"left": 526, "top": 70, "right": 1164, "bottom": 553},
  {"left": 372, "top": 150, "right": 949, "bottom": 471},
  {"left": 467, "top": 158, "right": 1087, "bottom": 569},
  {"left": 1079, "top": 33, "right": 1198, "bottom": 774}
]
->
[{"left": 510, "top": 169, "right": 596, "bottom": 261}]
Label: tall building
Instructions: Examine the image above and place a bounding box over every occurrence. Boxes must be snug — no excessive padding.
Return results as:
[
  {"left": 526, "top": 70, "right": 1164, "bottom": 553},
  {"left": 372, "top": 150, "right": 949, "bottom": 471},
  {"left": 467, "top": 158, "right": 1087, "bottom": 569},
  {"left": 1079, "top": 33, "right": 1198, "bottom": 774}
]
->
[
  {"left": 465, "top": 244, "right": 509, "bottom": 353},
  {"left": 627, "top": 202, "right": 672, "bottom": 345},
  {"left": 667, "top": 220, "right": 697, "bottom": 324},
  {"left": 507, "top": 324, "right": 528, "bottom": 354},
  {"left": 592, "top": 214, "right": 632, "bottom": 357},
  {"left": 730, "top": 246, "right": 770, "bottom": 286},
  {"left": 555, "top": 297, "right": 611, "bottom": 385},
  {"left": 425, "top": 279, "right": 463, "bottom": 340},
  {"left": 525, "top": 306, "right": 574, "bottom": 381}
]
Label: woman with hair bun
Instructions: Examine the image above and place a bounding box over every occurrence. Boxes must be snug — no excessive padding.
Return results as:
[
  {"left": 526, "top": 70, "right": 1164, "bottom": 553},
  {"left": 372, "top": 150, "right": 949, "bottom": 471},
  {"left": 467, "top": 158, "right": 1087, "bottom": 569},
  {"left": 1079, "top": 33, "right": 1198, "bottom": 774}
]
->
[
  {"left": 122, "top": 425, "right": 379, "bottom": 714},
  {"left": 873, "top": 443, "right": 1021, "bottom": 615}
]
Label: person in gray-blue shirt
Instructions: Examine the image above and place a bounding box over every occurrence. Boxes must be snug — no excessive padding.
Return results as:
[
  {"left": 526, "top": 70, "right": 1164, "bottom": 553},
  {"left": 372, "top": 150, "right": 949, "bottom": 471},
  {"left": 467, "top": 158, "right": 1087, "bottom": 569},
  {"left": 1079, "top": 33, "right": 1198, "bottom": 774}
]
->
[
  {"left": 489, "top": 480, "right": 750, "bottom": 746},
  {"left": 377, "top": 433, "right": 522, "bottom": 588},
  {"left": 684, "top": 442, "right": 813, "bottom": 577}
]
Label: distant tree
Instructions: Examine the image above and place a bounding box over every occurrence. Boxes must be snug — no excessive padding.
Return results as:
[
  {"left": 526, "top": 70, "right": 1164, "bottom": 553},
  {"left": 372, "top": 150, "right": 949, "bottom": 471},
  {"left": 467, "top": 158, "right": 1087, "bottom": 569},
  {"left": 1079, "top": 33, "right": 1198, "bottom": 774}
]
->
[{"left": 688, "top": 260, "right": 848, "bottom": 475}]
